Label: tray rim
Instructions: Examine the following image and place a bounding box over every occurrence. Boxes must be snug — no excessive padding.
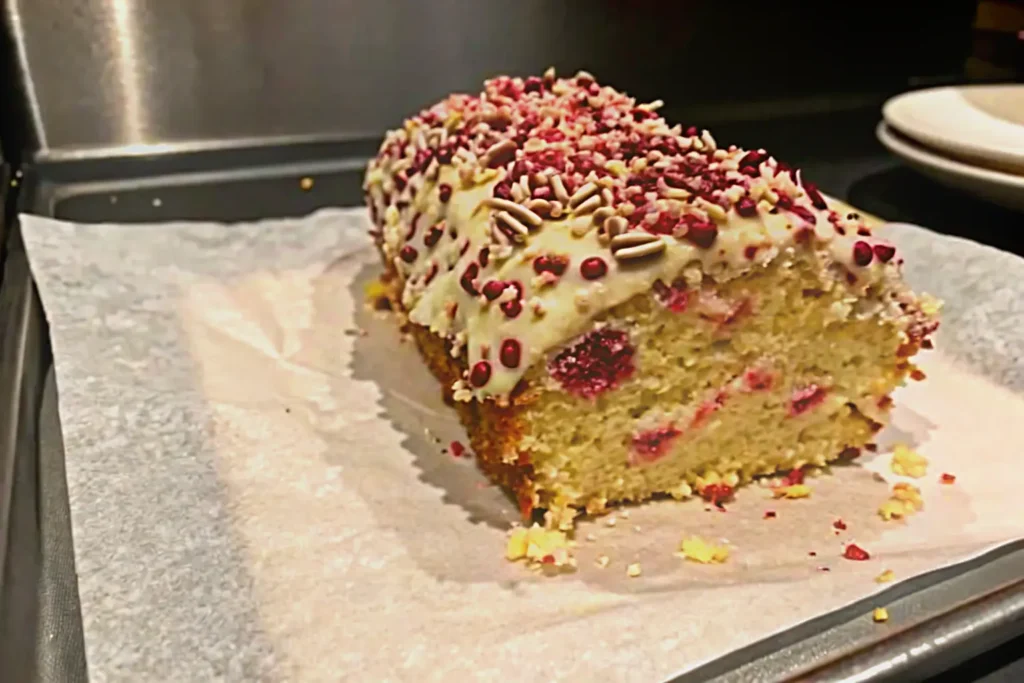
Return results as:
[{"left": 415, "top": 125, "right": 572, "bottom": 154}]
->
[{"left": 7, "top": 149, "right": 1024, "bottom": 683}]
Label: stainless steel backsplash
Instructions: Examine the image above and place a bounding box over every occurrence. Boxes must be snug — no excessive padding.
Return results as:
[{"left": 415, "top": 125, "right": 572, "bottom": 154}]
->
[{"left": 2, "top": 0, "right": 976, "bottom": 161}]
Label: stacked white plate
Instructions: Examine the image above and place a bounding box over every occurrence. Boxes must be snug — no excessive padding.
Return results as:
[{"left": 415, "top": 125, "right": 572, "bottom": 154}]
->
[{"left": 879, "top": 85, "right": 1024, "bottom": 211}]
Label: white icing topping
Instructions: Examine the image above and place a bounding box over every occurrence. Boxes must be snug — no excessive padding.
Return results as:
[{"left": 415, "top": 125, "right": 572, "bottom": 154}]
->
[{"left": 364, "top": 70, "right": 915, "bottom": 400}]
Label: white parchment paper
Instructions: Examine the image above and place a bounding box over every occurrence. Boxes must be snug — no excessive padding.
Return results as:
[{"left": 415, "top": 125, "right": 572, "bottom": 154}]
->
[{"left": 20, "top": 208, "right": 1024, "bottom": 682}]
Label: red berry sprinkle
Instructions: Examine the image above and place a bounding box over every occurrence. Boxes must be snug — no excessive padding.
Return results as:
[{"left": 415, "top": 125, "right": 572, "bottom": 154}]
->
[
  {"left": 481, "top": 280, "right": 507, "bottom": 301},
  {"left": 449, "top": 440, "right": 466, "bottom": 458},
  {"left": 460, "top": 262, "right": 480, "bottom": 295},
  {"left": 500, "top": 298, "right": 523, "bottom": 319},
  {"left": 744, "top": 245, "right": 759, "bottom": 260},
  {"left": 469, "top": 360, "right": 492, "bottom": 387},
  {"left": 843, "top": 543, "right": 871, "bottom": 561},
  {"left": 478, "top": 246, "right": 490, "bottom": 268},
  {"left": 852, "top": 240, "right": 873, "bottom": 267},
  {"left": 533, "top": 254, "right": 569, "bottom": 276},
  {"left": 803, "top": 181, "right": 828, "bottom": 210},
  {"left": 736, "top": 197, "right": 757, "bottom": 218},
  {"left": 580, "top": 256, "right": 608, "bottom": 280},
  {"left": 399, "top": 245, "right": 418, "bottom": 263},
  {"left": 424, "top": 224, "right": 444, "bottom": 247},
  {"left": 941, "top": 473, "right": 956, "bottom": 484},
  {"left": 684, "top": 221, "right": 718, "bottom": 249},
  {"left": 873, "top": 244, "right": 896, "bottom": 263},
  {"left": 764, "top": 510, "right": 777, "bottom": 519},
  {"left": 499, "top": 339, "right": 522, "bottom": 368},
  {"left": 438, "top": 183, "right": 453, "bottom": 203},
  {"left": 833, "top": 519, "right": 847, "bottom": 530}
]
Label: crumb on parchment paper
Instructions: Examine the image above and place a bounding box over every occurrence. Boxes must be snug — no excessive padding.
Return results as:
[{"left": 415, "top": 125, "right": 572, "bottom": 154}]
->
[
  {"left": 873, "top": 607, "right": 889, "bottom": 623},
  {"left": 676, "top": 536, "right": 730, "bottom": 564},
  {"left": 875, "top": 569, "right": 895, "bottom": 583},
  {"left": 773, "top": 483, "right": 812, "bottom": 499},
  {"left": 506, "top": 525, "right": 575, "bottom": 571},
  {"left": 890, "top": 444, "right": 928, "bottom": 478},
  {"left": 879, "top": 482, "right": 924, "bottom": 521}
]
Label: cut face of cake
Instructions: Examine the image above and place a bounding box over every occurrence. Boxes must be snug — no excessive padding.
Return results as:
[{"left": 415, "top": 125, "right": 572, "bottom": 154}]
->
[{"left": 363, "top": 69, "right": 939, "bottom": 529}]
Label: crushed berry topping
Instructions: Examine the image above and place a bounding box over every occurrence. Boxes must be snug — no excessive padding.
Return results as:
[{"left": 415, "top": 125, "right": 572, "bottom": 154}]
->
[
  {"left": 548, "top": 328, "right": 635, "bottom": 399},
  {"left": 438, "top": 183, "right": 453, "bottom": 203},
  {"left": 735, "top": 197, "right": 757, "bottom": 218},
  {"left": 852, "top": 241, "right": 873, "bottom": 267},
  {"left": 683, "top": 221, "right": 718, "bottom": 249},
  {"left": 833, "top": 519, "right": 847, "bottom": 530},
  {"left": 873, "top": 244, "right": 896, "bottom": 263},
  {"left": 449, "top": 440, "right": 466, "bottom": 457},
  {"left": 842, "top": 544, "right": 871, "bottom": 561},
  {"left": 940, "top": 473, "right": 956, "bottom": 484},
  {"left": 533, "top": 254, "right": 569, "bottom": 276}
]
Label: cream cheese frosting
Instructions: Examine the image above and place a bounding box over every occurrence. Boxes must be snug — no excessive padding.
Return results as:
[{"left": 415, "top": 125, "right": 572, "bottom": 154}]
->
[{"left": 363, "top": 69, "right": 918, "bottom": 401}]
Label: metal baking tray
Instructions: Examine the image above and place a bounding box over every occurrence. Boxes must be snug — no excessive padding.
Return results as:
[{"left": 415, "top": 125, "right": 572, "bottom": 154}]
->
[{"left": 2, "top": 137, "right": 1023, "bottom": 682}]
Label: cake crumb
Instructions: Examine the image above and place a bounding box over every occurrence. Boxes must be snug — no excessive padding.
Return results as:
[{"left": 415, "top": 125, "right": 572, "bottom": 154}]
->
[
  {"left": 505, "top": 525, "right": 574, "bottom": 571},
  {"left": 879, "top": 482, "right": 924, "bottom": 521},
  {"left": 595, "top": 555, "right": 610, "bottom": 569},
  {"left": 940, "top": 473, "right": 956, "bottom": 484},
  {"left": 626, "top": 563, "right": 642, "bottom": 578},
  {"left": 585, "top": 533, "right": 597, "bottom": 542},
  {"left": 873, "top": 607, "right": 889, "bottom": 623},
  {"left": 605, "top": 516, "right": 617, "bottom": 528},
  {"left": 773, "top": 483, "right": 811, "bottom": 499},
  {"left": 300, "top": 176, "right": 315, "bottom": 191},
  {"left": 890, "top": 444, "right": 928, "bottom": 478},
  {"left": 677, "top": 536, "right": 730, "bottom": 564},
  {"left": 668, "top": 482, "right": 693, "bottom": 500},
  {"left": 875, "top": 569, "right": 895, "bottom": 583}
]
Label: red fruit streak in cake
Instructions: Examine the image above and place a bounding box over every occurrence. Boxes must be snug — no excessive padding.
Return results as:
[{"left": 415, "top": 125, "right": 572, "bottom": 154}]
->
[
  {"left": 691, "top": 391, "right": 727, "bottom": 429},
  {"left": 742, "top": 367, "right": 775, "bottom": 392},
  {"left": 548, "top": 328, "right": 635, "bottom": 399},
  {"left": 788, "top": 384, "right": 827, "bottom": 417},
  {"left": 653, "top": 279, "right": 690, "bottom": 313},
  {"left": 629, "top": 425, "right": 682, "bottom": 464}
]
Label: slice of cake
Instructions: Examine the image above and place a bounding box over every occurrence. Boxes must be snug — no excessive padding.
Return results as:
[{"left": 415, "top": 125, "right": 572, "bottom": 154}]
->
[{"left": 363, "top": 69, "right": 939, "bottom": 529}]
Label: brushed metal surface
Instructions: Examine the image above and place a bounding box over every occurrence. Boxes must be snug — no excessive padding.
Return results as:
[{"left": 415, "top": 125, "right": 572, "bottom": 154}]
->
[
  {"left": 2, "top": 0, "right": 977, "bottom": 161},
  {"left": 3, "top": 0, "right": 569, "bottom": 160}
]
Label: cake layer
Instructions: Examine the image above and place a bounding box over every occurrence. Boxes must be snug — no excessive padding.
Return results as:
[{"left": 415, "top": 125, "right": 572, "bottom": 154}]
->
[{"left": 365, "top": 69, "right": 939, "bottom": 526}]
